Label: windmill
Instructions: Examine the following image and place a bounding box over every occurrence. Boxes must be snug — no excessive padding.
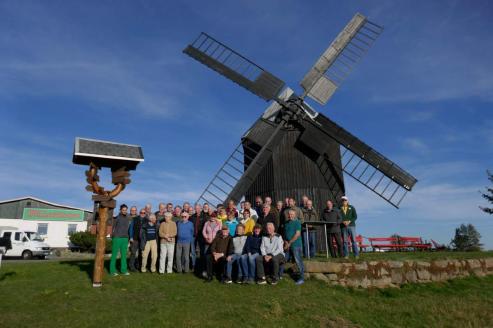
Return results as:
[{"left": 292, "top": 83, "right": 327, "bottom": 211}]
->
[{"left": 183, "top": 13, "right": 417, "bottom": 213}]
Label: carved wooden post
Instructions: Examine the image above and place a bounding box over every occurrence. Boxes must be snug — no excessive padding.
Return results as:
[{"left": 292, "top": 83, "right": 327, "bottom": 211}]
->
[
  {"left": 73, "top": 137, "right": 143, "bottom": 287},
  {"left": 86, "top": 164, "right": 129, "bottom": 287}
]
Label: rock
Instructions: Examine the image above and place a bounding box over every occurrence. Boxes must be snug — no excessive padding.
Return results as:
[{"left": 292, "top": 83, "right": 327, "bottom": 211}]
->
[
  {"left": 405, "top": 270, "right": 418, "bottom": 283},
  {"left": 416, "top": 261, "right": 430, "bottom": 268},
  {"left": 467, "top": 259, "right": 482, "bottom": 270},
  {"left": 369, "top": 261, "right": 379, "bottom": 266},
  {"left": 388, "top": 261, "right": 404, "bottom": 269},
  {"left": 354, "top": 262, "right": 368, "bottom": 271},
  {"left": 372, "top": 277, "right": 392, "bottom": 288},
  {"left": 431, "top": 273, "right": 440, "bottom": 282},
  {"left": 380, "top": 267, "right": 389, "bottom": 276},
  {"left": 416, "top": 269, "right": 431, "bottom": 281},
  {"left": 484, "top": 258, "right": 493, "bottom": 270},
  {"left": 404, "top": 260, "right": 415, "bottom": 268},
  {"left": 433, "top": 260, "right": 448, "bottom": 269},
  {"left": 305, "top": 262, "right": 343, "bottom": 273},
  {"left": 391, "top": 271, "right": 403, "bottom": 284},
  {"left": 341, "top": 263, "right": 352, "bottom": 275},
  {"left": 327, "top": 273, "right": 338, "bottom": 281},
  {"left": 312, "top": 272, "right": 330, "bottom": 283},
  {"left": 347, "top": 276, "right": 370, "bottom": 288}
]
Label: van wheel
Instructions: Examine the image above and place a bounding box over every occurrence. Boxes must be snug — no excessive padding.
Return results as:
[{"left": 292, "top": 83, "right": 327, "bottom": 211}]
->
[{"left": 22, "top": 250, "right": 33, "bottom": 259}]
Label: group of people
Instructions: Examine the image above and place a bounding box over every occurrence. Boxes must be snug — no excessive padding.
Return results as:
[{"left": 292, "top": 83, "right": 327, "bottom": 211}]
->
[{"left": 109, "top": 195, "right": 358, "bottom": 285}]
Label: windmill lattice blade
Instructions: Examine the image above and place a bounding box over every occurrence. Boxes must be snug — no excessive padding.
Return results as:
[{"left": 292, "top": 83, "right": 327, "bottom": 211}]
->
[
  {"left": 184, "top": 33, "right": 285, "bottom": 101},
  {"left": 197, "top": 118, "right": 289, "bottom": 206},
  {"left": 303, "top": 113, "right": 417, "bottom": 208},
  {"left": 300, "top": 13, "right": 383, "bottom": 105}
]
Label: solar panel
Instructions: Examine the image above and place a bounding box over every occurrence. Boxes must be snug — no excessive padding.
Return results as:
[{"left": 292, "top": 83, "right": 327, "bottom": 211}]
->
[{"left": 72, "top": 137, "right": 144, "bottom": 170}]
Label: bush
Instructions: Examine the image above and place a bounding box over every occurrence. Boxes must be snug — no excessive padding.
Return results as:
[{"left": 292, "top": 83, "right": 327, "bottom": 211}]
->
[{"left": 69, "top": 231, "right": 112, "bottom": 253}]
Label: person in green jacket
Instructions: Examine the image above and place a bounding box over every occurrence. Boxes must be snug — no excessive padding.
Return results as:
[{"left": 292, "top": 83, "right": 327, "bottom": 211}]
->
[{"left": 340, "top": 196, "right": 359, "bottom": 259}]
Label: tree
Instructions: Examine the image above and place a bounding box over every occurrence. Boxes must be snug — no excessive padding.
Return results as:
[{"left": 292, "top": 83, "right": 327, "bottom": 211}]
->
[
  {"left": 69, "top": 231, "right": 112, "bottom": 253},
  {"left": 480, "top": 170, "right": 493, "bottom": 214},
  {"left": 451, "top": 224, "right": 482, "bottom": 251}
]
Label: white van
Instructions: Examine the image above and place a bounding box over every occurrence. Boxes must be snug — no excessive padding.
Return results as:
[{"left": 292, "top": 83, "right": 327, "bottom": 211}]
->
[{"left": 0, "top": 227, "right": 51, "bottom": 259}]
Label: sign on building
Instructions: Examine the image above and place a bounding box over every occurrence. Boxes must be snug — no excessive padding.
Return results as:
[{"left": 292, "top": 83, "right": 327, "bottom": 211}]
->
[{"left": 22, "top": 208, "right": 84, "bottom": 222}]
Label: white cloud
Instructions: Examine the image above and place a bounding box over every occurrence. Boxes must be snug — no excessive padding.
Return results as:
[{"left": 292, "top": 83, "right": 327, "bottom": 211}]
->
[{"left": 402, "top": 137, "right": 430, "bottom": 154}]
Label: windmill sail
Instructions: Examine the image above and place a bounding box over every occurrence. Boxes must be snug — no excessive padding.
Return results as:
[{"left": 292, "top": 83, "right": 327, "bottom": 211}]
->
[
  {"left": 183, "top": 32, "right": 285, "bottom": 101},
  {"left": 301, "top": 114, "right": 417, "bottom": 207},
  {"left": 300, "top": 13, "right": 383, "bottom": 105}
]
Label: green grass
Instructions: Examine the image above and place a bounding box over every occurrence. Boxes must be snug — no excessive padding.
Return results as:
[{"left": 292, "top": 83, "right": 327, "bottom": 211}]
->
[
  {"left": 310, "top": 250, "right": 493, "bottom": 262},
  {"left": 1, "top": 259, "right": 493, "bottom": 327}
]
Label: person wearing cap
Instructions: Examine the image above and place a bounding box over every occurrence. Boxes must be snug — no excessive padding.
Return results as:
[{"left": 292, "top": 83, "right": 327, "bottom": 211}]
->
[
  {"left": 205, "top": 224, "right": 234, "bottom": 283},
  {"left": 340, "top": 196, "right": 359, "bottom": 259},
  {"left": 176, "top": 211, "right": 194, "bottom": 273},
  {"left": 256, "top": 222, "right": 285, "bottom": 285},
  {"left": 245, "top": 224, "right": 263, "bottom": 284}
]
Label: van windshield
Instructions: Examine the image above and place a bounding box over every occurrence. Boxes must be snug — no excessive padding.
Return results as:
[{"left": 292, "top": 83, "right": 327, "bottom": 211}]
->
[{"left": 25, "top": 232, "right": 44, "bottom": 241}]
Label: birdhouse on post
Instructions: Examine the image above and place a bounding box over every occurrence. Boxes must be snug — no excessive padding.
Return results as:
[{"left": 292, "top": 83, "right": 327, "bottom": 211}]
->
[{"left": 72, "top": 137, "right": 144, "bottom": 287}]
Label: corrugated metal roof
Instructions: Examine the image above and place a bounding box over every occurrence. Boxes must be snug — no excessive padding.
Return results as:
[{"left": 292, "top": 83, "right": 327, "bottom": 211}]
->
[{"left": 0, "top": 196, "right": 92, "bottom": 213}]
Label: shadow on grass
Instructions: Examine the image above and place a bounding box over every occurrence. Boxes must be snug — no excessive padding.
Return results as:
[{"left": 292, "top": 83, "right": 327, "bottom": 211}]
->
[
  {"left": 59, "top": 259, "right": 100, "bottom": 281},
  {"left": 0, "top": 271, "right": 16, "bottom": 281}
]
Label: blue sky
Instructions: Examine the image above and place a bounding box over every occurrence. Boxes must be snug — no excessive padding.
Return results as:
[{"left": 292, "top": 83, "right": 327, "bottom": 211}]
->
[{"left": 1, "top": 0, "right": 492, "bottom": 248}]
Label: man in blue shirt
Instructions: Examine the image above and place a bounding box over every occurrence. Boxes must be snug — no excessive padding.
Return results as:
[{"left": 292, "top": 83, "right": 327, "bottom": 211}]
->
[
  {"left": 280, "top": 209, "right": 305, "bottom": 285},
  {"left": 176, "top": 211, "right": 194, "bottom": 273}
]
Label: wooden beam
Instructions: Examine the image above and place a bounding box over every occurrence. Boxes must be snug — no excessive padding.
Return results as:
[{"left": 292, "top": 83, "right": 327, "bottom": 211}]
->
[
  {"left": 111, "top": 170, "right": 130, "bottom": 178},
  {"left": 92, "top": 194, "right": 111, "bottom": 202},
  {"left": 112, "top": 177, "right": 131, "bottom": 185}
]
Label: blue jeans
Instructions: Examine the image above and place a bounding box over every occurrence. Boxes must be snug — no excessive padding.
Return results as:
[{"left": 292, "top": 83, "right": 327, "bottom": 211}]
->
[
  {"left": 280, "top": 246, "right": 304, "bottom": 279},
  {"left": 190, "top": 237, "right": 196, "bottom": 268},
  {"left": 248, "top": 253, "right": 259, "bottom": 280},
  {"left": 342, "top": 226, "right": 359, "bottom": 257},
  {"left": 302, "top": 230, "right": 317, "bottom": 257},
  {"left": 226, "top": 254, "right": 248, "bottom": 280}
]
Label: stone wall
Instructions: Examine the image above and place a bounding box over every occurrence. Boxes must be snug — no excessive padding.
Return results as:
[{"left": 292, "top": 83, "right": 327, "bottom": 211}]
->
[{"left": 303, "top": 258, "right": 493, "bottom": 288}]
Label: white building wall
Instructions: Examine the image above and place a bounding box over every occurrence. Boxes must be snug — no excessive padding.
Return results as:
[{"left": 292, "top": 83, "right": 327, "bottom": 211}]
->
[{"left": 0, "top": 218, "right": 88, "bottom": 248}]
